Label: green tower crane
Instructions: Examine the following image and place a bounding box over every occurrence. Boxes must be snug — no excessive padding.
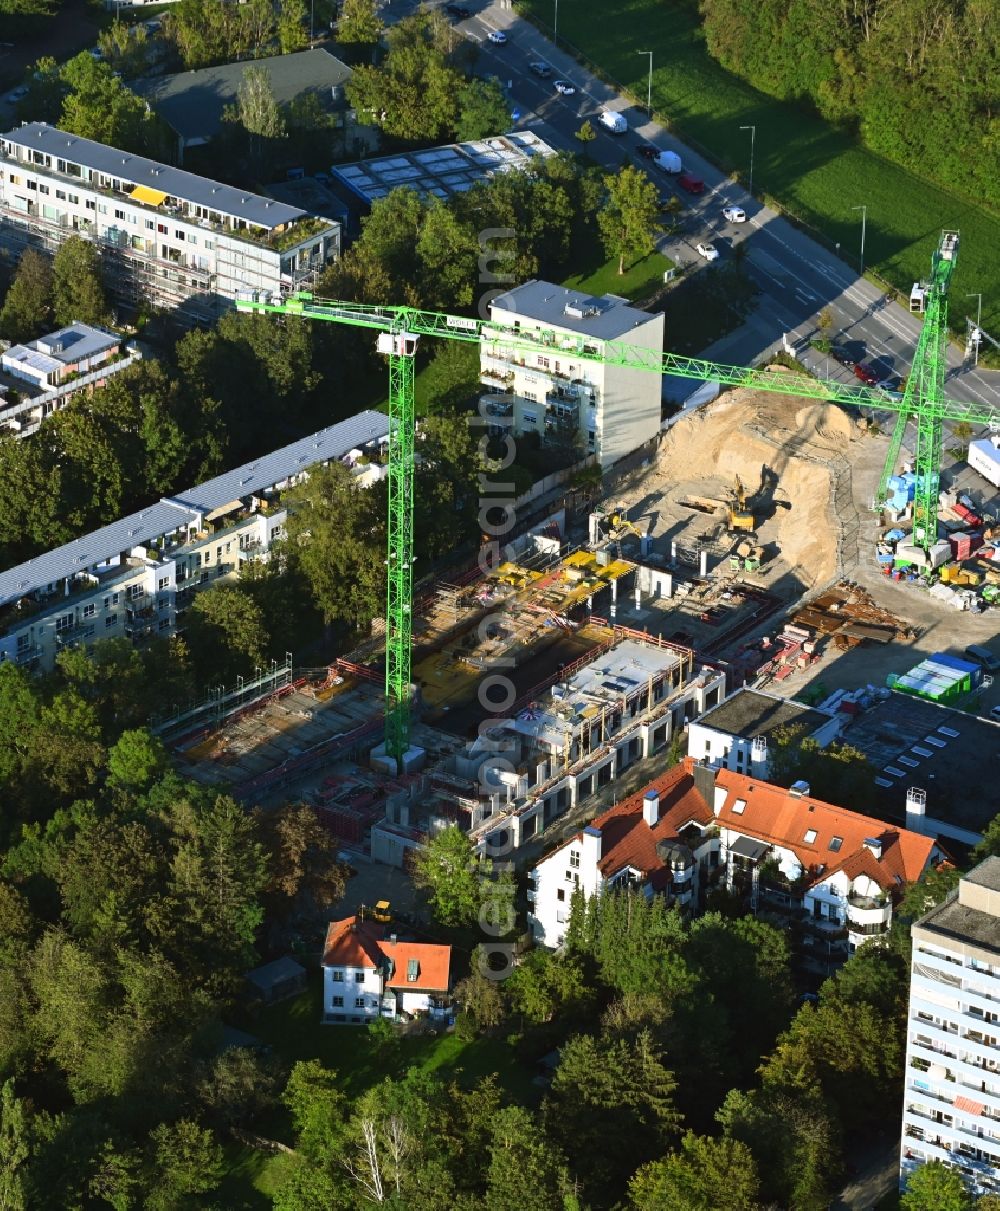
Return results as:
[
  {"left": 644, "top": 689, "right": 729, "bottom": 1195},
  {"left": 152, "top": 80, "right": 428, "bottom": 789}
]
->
[
  {"left": 876, "top": 230, "right": 961, "bottom": 544},
  {"left": 236, "top": 272, "right": 998, "bottom": 767}
]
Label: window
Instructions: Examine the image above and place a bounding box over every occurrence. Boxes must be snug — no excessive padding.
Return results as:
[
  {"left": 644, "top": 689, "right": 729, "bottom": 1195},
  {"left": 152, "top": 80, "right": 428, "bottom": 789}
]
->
[
  {"left": 565, "top": 870, "right": 573, "bottom": 882},
  {"left": 332, "top": 996, "right": 343, "bottom": 1007},
  {"left": 174, "top": 229, "right": 184, "bottom": 240},
  {"left": 8, "top": 175, "right": 20, "bottom": 185},
  {"left": 98, "top": 203, "right": 107, "bottom": 214},
  {"left": 332, "top": 971, "right": 344, "bottom": 982},
  {"left": 538, "top": 356, "right": 550, "bottom": 369},
  {"left": 38, "top": 184, "right": 49, "bottom": 195},
  {"left": 355, "top": 997, "right": 365, "bottom": 1008},
  {"left": 82, "top": 603, "right": 96, "bottom": 619},
  {"left": 556, "top": 888, "right": 565, "bottom": 902},
  {"left": 114, "top": 209, "right": 125, "bottom": 220},
  {"left": 731, "top": 799, "right": 746, "bottom": 815},
  {"left": 158, "top": 576, "right": 169, "bottom": 591},
  {"left": 570, "top": 850, "right": 580, "bottom": 868},
  {"left": 56, "top": 613, "right": 73, "bottom": 632},
  {"left": 68, "top": 193, "right": 78, "bottom": 204},
  {"left": 522, "top": 413, "right": 537, "bottom": 425},
  {"left": 803, "top": 829, "right": 817, "bottom": 844},
  {"left": 105, "top": 614, "right": 118, "bottom": 629},
  {"left": 355, "top": 972, "right": 364, "bottom": 982},
  {"left": 104, "top": 593, "right": 120, "bottom": 608},
  {"left": 204, "top": 239, "right": 214, "bottom": 250},
  {"left": 828, "top": 836, "right": 843, "bottom": 852},
  {"left": 127, "top": 583, "right": 143, "bottom": 600},
  {"left": 556, "top": 910, "right": 567, "bottom": 924},
  {"left": 158, "top": 617, "right": 171, "bottom": 631},
  {"left": 55, "top": 190, "right": 66, "bottom": 200}
]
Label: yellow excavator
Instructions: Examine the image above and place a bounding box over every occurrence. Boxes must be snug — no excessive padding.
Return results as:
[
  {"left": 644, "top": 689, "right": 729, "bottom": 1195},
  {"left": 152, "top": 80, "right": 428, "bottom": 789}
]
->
[
  {"left": 727, "top": 476, "right": 755, "bottom": 533},
  {"left": 608, "top": 508, "right": 645, "bottom": 540}
]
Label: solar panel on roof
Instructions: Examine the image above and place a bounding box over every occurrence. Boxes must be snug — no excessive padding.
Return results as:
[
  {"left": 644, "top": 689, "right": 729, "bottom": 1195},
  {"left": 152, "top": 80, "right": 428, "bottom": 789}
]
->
[
  {"left": 898, "top": 756, "right": 919, "bottom": 768},
  {"left": 884, "top": 765, "right": 905, "bottom": 777},
  {"left": 874, "top": 777, "right": 894, "bottom": 787},
  {"left": 938, "top": 726, "right": 960, "bottom": 737}
]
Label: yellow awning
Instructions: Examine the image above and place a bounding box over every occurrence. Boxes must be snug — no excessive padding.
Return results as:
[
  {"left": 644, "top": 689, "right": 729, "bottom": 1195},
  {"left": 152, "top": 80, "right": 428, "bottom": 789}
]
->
[{"left": 129, "top": 184, "right": 168, "bottom": 206}]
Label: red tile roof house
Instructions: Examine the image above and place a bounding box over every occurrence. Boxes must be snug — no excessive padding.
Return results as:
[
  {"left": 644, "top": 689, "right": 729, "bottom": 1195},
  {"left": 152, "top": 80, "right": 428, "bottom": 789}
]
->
[
  {"left": 321, "top": 916, "right": 453, "bottom": 1025},
  {"left": 528, "top": 757, "right": 946, "bottom": 972}
]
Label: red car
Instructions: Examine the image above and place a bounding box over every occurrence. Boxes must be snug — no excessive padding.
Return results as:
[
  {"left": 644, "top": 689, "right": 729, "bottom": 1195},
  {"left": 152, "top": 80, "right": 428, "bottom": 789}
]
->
[
  {"left": 853, "top": 363, "right": 878, "bottom": 386},
  {"left": 678, "top": 172, "right": 705, "bottom": 194}
]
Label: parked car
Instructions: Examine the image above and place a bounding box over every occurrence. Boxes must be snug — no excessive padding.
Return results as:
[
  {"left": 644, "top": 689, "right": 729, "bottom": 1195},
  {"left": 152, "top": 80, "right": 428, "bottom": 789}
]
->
[
  {"left": 678, "top": 172, "right": 705, "bottom": 194},
  {"left": 876, "top": 376, "right": 903, "bottom": 401},
  {"left": 487, "top": 29, "right": 507, "bottom": 43},
  {"left": 553, "top": 79, "right": 576, "bottom": 95},
  {"left": 989, "top": 704, "right": 1000, "bottom": 723},
  {"left": 636, "top": 143, "right": 659, "bottom": 160},
  {"left": 853, "top": 362, "right": 878, "bottom": 386},
  {"left": 722, "top": 205, "right": 746, "bottom": 223},
  {"left": 831, "top": 346, "right": 853, "bottom": 367},
  {"left": 653, "top": 150, "right": 682, "bottom": 174},
  {"left": 528, "top": 61, "right": 552, "bottom": 77},
  {"left": 696, "top": 241, "right": 720, "bottom": 262},
  {"left": 445, "top": 3, "right": 471, "bottom": 17}
]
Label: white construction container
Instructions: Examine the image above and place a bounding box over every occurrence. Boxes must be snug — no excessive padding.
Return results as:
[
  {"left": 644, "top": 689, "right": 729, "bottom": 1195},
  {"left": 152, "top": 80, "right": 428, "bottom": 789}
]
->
[{"left": 968, "top": 437, "right": 1000, "bottom": 489}]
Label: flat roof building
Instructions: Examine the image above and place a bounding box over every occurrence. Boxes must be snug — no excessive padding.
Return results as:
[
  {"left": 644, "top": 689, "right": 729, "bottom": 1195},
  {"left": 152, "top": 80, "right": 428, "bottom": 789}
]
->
[
  {"left": 480, "top": 280, "right": 665, "bottom": 468},
  {"left": 330, "top": 131, "right": 558, "bottom": 205},
  {"left": 0, "top": 123, "right": 340, "bottom": 322},
  {"left": 900, "top": 857, "right": 1000, "bottom": 1199}
]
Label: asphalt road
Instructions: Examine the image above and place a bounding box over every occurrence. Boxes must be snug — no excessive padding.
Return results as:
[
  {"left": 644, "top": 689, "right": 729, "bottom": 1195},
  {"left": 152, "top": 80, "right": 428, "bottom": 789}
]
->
[{"left": 385, "top": 0, "right": 1000, "bottom": 423}]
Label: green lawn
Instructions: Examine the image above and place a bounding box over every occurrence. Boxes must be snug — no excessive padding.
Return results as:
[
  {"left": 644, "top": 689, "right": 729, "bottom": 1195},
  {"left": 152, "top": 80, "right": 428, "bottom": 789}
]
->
[
  {"left": 250, "top": 972, "right": 540, "bottom": 1104},
  {"left": 563, "top": 250, "right": 674, "bottom": 304},
  {"left": 217, "top": 1141, "right": 287, "bottom": 1210},
  {"left": 519, "top": 0, "right": 1000, "bottom": 333}
]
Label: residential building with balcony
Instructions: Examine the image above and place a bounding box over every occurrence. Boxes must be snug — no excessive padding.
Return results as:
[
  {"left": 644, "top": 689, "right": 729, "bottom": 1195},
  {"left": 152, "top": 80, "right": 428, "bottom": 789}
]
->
[
  {"left": 900, "top": 858, "right": 1000, "bottom": 1199},
  {"left": 480, "top": 280, "right": 665, "bottom": 468},
  {"left": 526, "top": 759, "right": 942, "bottom": 961},
  {"left": 0, "top": 409, "right": 389, "bottom": 672},
  {"left": 0, "top": 321, "right": 139, "bottom": 436},
  {"left": 0, "top": 122, "right": 340, "bottom": 323},
  {"left": 322, "top": 915, "right": 452, "bottom": 1025}
]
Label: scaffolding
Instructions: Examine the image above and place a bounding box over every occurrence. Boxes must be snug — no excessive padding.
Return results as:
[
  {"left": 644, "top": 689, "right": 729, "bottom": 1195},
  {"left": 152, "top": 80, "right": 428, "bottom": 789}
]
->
[{"left": 151, "top": 652, "right": 294, "bottom": 745}]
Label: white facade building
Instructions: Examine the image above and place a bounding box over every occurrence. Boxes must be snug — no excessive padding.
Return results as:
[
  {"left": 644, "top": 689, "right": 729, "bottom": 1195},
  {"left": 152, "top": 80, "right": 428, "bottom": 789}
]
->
[
  {"left": 322, "top": 915, "right": 452, "bottom": 1025},
  {"left": 0, "top": 123, "right": 340, "bottom": 323},
  {"left": 480, "top": 280, "right": 665, "bottom": 468},
  {"left": 0, "top": 410, "right": 389, "bottom": 672},
  {"left": 900, "top": 858, "right": 1000, "bottom": 1199},
  {"left": 528, "top": 760, "right": 940, "bottom": 965}
]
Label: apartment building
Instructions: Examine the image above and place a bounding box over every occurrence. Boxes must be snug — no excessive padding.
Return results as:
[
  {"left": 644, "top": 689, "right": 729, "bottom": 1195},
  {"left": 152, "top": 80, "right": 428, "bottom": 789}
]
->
[
  {"left": 371, "top": 637, "right": 726, "bottom": 866},
  {"left": 528, "top": 759, "right": 941, "bottom": 966},
  {"left": 0, "top": 409, "right": 389, "bottom": 672},
  {"left": 0, "top": 321, "right": 140, "bottom": 436},
  {"left": 480, "top": 281, "right": 665, "bottom": 468},
  {"left": 0, "top": 122, "right": 340, "bottom": 323},
  {"left": 900, "top": 858, "right": 1000, "bottom": 1199}
]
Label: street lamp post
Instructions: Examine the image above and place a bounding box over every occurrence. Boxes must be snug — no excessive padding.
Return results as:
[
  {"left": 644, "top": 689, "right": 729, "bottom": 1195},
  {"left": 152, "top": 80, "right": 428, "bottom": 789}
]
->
[
  {"left": 967, "top": 293, "right": 983, "bottom": 366},
  {"left": 637, "top": 51, "right": 653, "bottom": 117},
  {"left": 310, "top": 0, "right": 314, "bottom": 43},
  {"left": 739, "top": 124, "right": 755, "bottom": 198},
  {"left": 851, "top": 204, "right": 867, "bottom": 276},
  {"left": 554, "top": 0, "right": 558, "bottom": 44}
]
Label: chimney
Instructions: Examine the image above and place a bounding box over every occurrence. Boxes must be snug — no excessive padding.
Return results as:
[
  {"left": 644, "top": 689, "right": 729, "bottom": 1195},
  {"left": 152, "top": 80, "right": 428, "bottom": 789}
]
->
[
  {"left": 692, "top": 761, "right": 716, "bottom": 808},
  {"left": 580, "top": 824, "right": 602, "bottom": 867},
  {"left": 864, "top": 837, "right": 883, "bottom": 860},
  {"left": 905, "top": 787, "right": 926, "bottom": 834},
  {"left": 642, "top": 789, "right": 659, "bottom": 827}
]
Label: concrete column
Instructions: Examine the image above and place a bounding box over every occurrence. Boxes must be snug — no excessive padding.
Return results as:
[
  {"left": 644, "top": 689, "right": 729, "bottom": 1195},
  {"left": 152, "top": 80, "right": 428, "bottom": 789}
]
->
[
  {"left": 662, "top": 572, "right": 673, "bottom": 599},
  {"left": 699, "top": 548, "right": 709, "bottom": 577},
  {"left": 671, "top": 539, "right": 678, "bottom": 563},
  {"left": 610, "top": 577, "right": 617, "bottom": 620},
  {"left": 634, "top": 584, "right": 642, "bottom": 611}
]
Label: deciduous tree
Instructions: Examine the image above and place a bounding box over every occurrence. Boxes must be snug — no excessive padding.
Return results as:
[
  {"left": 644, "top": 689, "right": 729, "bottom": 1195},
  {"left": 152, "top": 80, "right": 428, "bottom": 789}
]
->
[
  {"left": 337, "top": 0, "right": 384, "bottom": 51},
  {"left": 597, "top": 163, "right": 662, "bottom": 274},
  {"left": 51, "top": 236, "right": 110, "bottom": 329},
  {"left": 410, "top": 826, "right": 482, "bottom": 927},
  {"left": 629, "top": 1132, "right": 763, "bottom": 1211},
  {"left": 899, "top": 1160, "right": 971, "bottom": 1211}
]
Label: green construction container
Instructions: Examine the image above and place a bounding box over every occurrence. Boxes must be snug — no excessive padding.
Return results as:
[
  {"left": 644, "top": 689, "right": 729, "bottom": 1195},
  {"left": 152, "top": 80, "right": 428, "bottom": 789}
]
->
[{"left": 744, "top": 558, "right": 761, "bottom": 572}]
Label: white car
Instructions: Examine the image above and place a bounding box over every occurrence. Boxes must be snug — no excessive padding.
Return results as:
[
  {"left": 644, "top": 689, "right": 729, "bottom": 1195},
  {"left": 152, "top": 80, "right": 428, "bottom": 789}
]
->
[
  {"left": 553, "top": 79, "right": 576, "bottom": 96},
  {"left": 487, "top": 29, "right": 508, "bottom": 43},
  {"left": 722, "top": 206, "right": 746, "bottom": 223},
  {"left": 696, "top": 242, "right": 720, "bottom": 262}
]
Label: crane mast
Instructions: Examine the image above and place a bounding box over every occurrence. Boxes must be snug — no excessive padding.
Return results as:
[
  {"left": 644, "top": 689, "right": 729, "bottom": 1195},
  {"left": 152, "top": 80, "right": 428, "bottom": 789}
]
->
[{"left": 237, "top": 250, "right": 994, "bottom": 765}]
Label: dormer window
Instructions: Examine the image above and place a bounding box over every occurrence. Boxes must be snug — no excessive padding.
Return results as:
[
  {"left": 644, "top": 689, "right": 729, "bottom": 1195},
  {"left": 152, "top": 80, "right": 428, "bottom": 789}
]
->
[
  {"left": 407, "top": 959, "right": 419, "bottom": 983},
  {"left": 731, "top": 799, "right": 746, "bottom": 815},
  {"left": 803, "top": 829, "right": 817, "bottom": 844}
]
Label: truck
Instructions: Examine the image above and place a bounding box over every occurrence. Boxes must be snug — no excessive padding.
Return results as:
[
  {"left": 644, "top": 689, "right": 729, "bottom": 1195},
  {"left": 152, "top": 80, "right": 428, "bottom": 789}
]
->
[
  {"left": 968, "top": 437, "right": 1000, "bottom": 490},
  {"left": 598, "top": 110, "right": 627, "bottom": 134},
  {"left": 653, "top": 150, "right": 682, "bottom": 174}
]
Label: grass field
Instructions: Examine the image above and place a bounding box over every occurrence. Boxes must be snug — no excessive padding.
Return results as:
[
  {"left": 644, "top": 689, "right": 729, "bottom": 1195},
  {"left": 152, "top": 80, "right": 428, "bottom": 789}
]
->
[
  {"left": 563, "top": 250, "right": 674, "bottom": 303},
  {"left": 519, "top": 0, "right": 1000, "bottom": 334}
]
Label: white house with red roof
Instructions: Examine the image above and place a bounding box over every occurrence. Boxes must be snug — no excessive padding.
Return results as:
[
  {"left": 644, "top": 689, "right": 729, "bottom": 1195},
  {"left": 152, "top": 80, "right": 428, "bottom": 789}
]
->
[
  {"left": 528, "top": 758, "right": 945, "bottom": 970},
  {"left": 321, "top": 915, "right": 453, "bottom": 1025}
]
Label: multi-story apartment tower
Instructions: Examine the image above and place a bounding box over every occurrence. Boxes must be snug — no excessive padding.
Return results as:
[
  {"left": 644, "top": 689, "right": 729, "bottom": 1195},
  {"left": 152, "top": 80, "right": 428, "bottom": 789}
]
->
[
  {"left": 480, "top": 280, "right": 665, "bottom": 468},
  {"left": 901, "top": 857, "right": 1000, "bottom": 1198},
  {"left": 0, "top": 122, "right": 340, "bottom": 323}
]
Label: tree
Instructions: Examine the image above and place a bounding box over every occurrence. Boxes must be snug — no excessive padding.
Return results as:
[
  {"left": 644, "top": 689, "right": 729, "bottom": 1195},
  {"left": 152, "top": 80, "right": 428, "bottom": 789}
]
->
[
  {"left": 576, "top": 119, "right": 596, "bottom": 142},
  {"left": 410, "top": 826, "right": 482, "bottom": 927},
  {"left": 900, "top": 1161, "right": 972, "bottom": 1211},
  {"left": 59, "top": 54, "right": 161, "bottom": 157},
  {"left": 456, "top": 78, "right": 510, "bottom": 141},
  {"left": 51, "top": 237, "right": 110, "bottom": 328},
  {"left": 452, "top": 962, "right": 505, "bottom": 1032},
  {"left": 256, "top": 802, "right": 349, "bottom": 938},
  {"left": 106, "top": 729, "right": 169, "bottom": 795},
  {"left": 0, "top": 248, "right": 52, "bottom": 343},
  {"left": 973, "top": 811, "right": 1000, "bottom": 863},
  {"left": 147, "top": 1120, "right": 224, "bottom": 1210},
  {"left": 597, "top": 163, "right": 662, "bottom": 274},
  {"left": 222, "top": 66, "right": 287, "bottom": 177},
  {"left": 629, "top": 1132, "right": 763, "bottom": 1211},
  {"left": 277, "top": 0, "right": 308, "bottom": 54},
  {"left": 417, "top": 341, "right": 481, "bottom": 414},
  {"left": 184, "top": 583, "right": 270, "bottom": 686},
  {"left": 283, "top": 1060, "right": 346, "bottom": 1160},
  {"left": 484, "top": 1105, "right": 570, "bottom": 1211},
  {"left": 337, "top": 0, "right": 383, "bottom": 50},
  {"left": 766, "top": 724, "right": 877, "bottom": 812},
  {"left": 0, "top": 1080, "right": 29, "bottom": 1211},
  {"left": 506, "top": 949, "right": 592, "bottom": 1025},
  {"left": 197, "top": 1046, "right": 284, "bottom": 1133},
  {"left": 98, "top": 19, "right": 150, "bottom": 79}
]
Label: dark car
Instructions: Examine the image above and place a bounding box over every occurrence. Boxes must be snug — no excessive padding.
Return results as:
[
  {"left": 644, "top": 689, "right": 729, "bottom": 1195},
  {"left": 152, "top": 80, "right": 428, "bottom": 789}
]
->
[
  {"left": 678, "top": 172, "right": 705, "bottom": 194},
  {"left": 830, "top": 346, "right": 852, "bottom": 366},
  {"left": 853, "top": 362, "right": 878, "bottom": 386},
  {"left": 636, "top": 143, "right": 659, "bottom": 160},
  {"left": 445, "top": 3, "right": 471, "bottom": 17},
  {"left": 528, "top": 61, "right": 552, "bottom": 78}
]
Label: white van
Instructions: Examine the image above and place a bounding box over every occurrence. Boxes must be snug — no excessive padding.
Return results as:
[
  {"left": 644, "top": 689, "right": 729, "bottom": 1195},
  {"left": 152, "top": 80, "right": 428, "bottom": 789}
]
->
[
  {"left": 653, "top": 150, "right": 682, "bottom": 173},
  {"left": 598, "top": 110, "right": 627, "bottom": 134}
]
